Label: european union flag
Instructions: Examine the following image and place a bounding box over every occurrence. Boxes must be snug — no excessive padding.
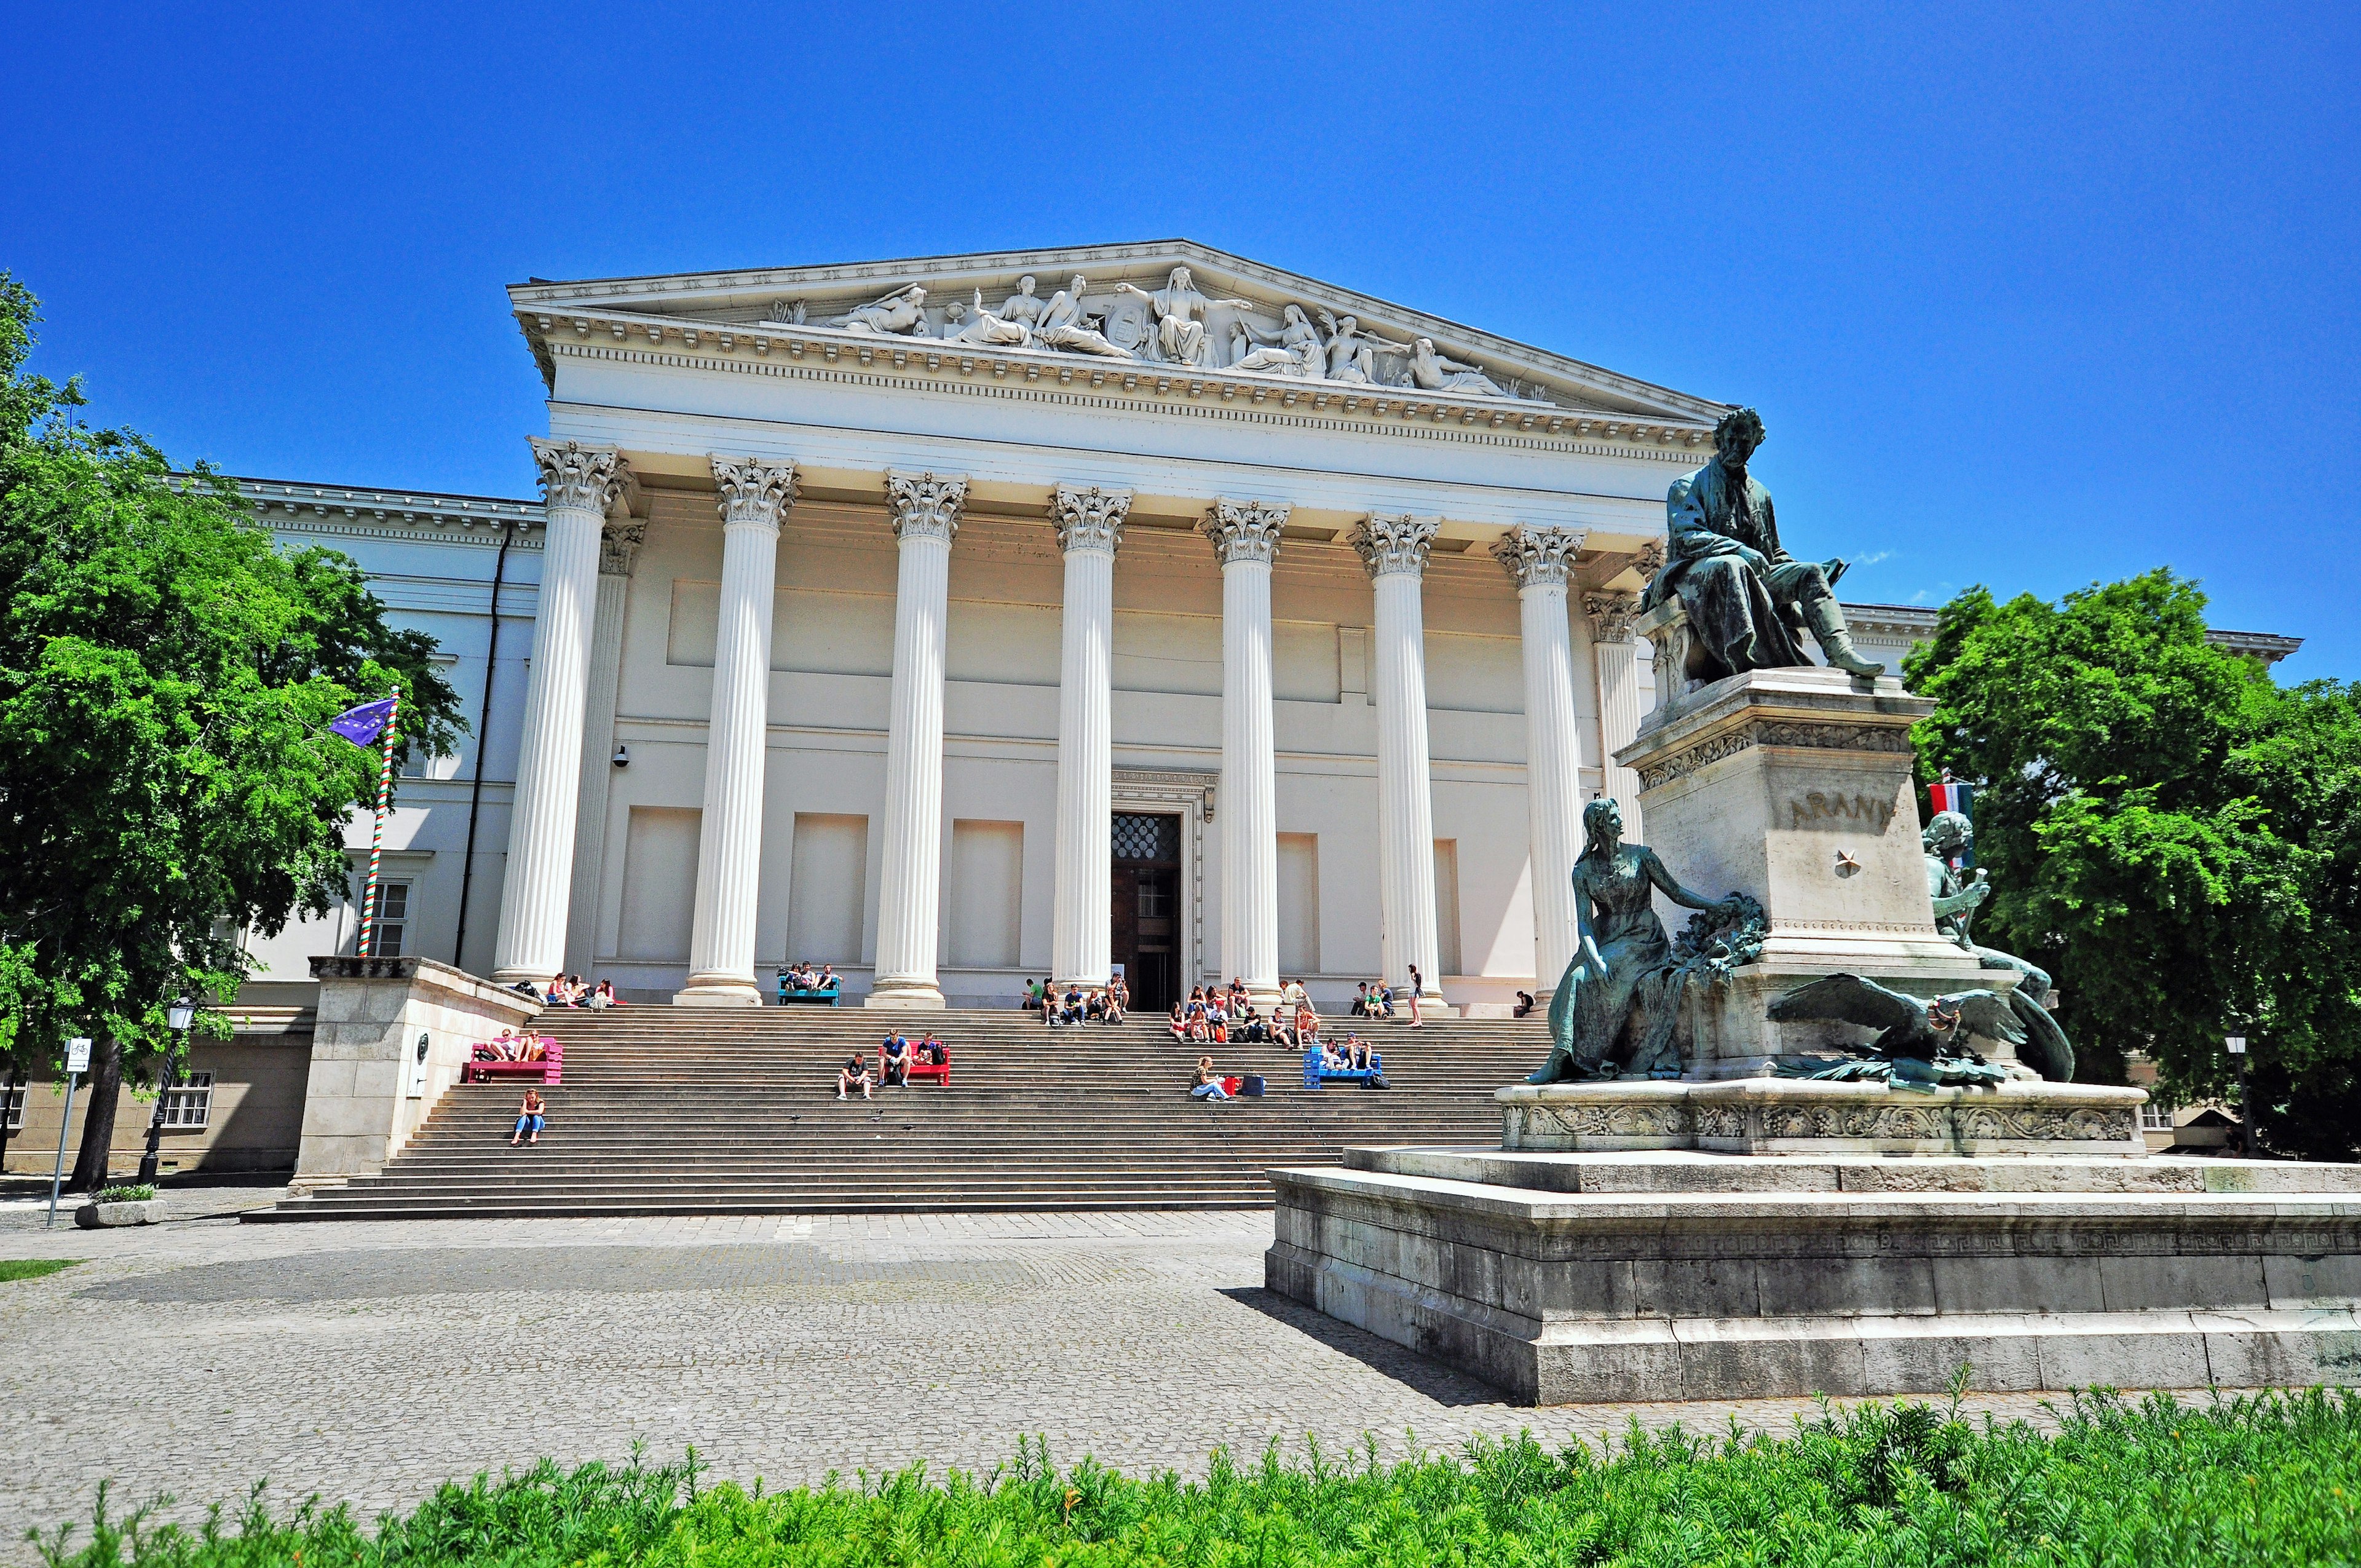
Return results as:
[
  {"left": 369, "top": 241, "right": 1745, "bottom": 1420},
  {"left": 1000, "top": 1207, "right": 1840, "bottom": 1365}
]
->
[{"left": 328, "top": 697, "right": 398, "bottom": 747}]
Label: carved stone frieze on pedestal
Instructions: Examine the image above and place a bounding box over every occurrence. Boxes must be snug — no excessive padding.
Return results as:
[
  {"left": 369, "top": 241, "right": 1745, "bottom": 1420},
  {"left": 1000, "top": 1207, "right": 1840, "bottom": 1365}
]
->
[{"left": 1496, "top": 1079, "right": 2146, "bottom": 1157}]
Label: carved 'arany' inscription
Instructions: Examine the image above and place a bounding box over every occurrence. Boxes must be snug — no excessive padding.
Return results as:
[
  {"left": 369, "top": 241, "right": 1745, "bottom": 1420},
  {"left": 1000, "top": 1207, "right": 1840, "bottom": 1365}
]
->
[{"left": 1787, "top": 791, "right": 1897, "bottom": 831}]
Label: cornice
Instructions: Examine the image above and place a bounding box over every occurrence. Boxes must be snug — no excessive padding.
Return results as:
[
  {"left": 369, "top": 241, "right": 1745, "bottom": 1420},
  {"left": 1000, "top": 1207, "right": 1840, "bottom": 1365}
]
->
[
  {"left": 508, "top": 238, "right": 1723, "bottom": 422},
  {"left": 536, "top": 336, "right": 1711, "bottom": 463},
  {"left": 200, "top": 475, "right": 545, "bottom": 548}
]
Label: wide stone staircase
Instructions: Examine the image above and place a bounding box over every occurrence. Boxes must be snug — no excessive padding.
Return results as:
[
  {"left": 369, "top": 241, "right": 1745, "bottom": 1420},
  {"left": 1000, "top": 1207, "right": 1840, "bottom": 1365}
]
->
[{"left": 253, "top": 1006, "right": 1550, "bottom": 1221}]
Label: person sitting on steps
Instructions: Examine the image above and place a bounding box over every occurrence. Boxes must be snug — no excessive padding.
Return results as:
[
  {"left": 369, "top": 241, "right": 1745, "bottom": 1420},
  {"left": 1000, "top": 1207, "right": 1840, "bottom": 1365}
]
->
[
  {"left": 1190, "top": 1055, "right": 1232, "bottom": 1102},
  {"left": 837, "top": 1051, "right": 876, "bottom": 1101},
  {"left": 509, "top": 1088, "right": 545, "bottom": 1146},
  {"left": 879, "top": 1031, "right": 909, "bottom": 1088}
]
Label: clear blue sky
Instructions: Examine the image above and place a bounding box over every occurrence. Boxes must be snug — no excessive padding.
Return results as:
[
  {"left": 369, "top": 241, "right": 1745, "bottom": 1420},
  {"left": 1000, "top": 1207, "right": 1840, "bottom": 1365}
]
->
[{"left": 10, "top": 3, "right": 2356, "bottom": 677}]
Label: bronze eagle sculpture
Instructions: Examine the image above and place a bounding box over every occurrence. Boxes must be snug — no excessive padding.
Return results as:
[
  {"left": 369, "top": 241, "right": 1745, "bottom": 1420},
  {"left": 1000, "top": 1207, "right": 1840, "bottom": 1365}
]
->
[{"left": 1767, "top": 972, "right": 2074, "bottom": 1080}]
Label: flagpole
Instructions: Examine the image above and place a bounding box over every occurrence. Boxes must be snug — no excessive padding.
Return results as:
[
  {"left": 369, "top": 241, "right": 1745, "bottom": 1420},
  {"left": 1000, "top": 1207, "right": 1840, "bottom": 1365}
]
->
[{"left": 357, "top": 690, "right": 401, "bottom": 958}]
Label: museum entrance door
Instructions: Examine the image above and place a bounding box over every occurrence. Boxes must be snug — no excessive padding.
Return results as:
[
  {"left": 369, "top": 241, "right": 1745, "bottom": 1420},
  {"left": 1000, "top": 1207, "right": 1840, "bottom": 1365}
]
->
[{"left": 1110, "top": 812, "right": 1181, "bottom": 1014}]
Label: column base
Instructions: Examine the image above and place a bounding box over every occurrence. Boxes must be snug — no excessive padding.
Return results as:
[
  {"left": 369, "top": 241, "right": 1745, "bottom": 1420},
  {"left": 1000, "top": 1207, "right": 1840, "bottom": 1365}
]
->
[
  {"left": 1244, "top": 983, "right": 1283, "bottom": 1009},
  {"left": 864, "top": 978, "right": 946, "bottom": 1010},
  {"left": 673, "top": 974, "right": 763, "bottom": 1008},
  {"left": 490, "top": 967, "right": 550, "bottom": 991}
]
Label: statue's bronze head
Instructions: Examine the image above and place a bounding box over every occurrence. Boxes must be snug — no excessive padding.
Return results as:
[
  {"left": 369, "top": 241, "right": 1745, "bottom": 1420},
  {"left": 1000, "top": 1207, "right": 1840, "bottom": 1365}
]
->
[
  {"left": 1581, "top": 796, "right": 1624, "bottom": 858},
  {"left": 1923, "top": 809, "right": 1973, "bottom": 857},
  {"left": 1714, "top": 407, "right": 1766, "bottom": 463}
]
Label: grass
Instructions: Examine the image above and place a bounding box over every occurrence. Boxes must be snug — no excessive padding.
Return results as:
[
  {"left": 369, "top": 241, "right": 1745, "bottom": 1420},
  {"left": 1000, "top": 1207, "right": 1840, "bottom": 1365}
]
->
[
  {"left": 93, "top": 1185, "right": 157, "bottom": 1204},
  {"left": 0, "top": 1258, "right": 79, "bottom": 1283},
  {"left": 28, "top": 1385, "right": 2361, "bottom": 1567}
]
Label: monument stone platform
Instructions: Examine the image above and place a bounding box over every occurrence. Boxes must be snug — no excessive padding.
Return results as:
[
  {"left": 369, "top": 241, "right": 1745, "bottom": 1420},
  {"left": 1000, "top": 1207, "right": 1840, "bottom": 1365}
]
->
[{"left": 1267, "top": 1146, "right": 2361, "bottom": 1404}]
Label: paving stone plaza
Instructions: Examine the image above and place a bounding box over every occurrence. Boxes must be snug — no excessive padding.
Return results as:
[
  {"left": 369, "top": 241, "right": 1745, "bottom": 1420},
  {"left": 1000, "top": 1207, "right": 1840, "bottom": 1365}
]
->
[{"left": 0, "top": 1186, "right": 2120, "bottom": 1548}]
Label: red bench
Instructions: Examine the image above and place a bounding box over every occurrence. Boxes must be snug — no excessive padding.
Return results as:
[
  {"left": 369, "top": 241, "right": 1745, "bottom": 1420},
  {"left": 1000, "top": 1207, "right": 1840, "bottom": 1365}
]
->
[
  {"left": 879, "top": 1042, "right": 950, "bottom": 1087},
  {"left": 467, "top": 1039, "right": 563, "bottom": 1085}
]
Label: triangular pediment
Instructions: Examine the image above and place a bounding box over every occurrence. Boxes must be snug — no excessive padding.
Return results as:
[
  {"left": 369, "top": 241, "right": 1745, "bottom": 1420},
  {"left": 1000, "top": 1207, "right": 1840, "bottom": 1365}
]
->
[{"left": 510, "top": 240, "right": 1721, "bottom": 427}]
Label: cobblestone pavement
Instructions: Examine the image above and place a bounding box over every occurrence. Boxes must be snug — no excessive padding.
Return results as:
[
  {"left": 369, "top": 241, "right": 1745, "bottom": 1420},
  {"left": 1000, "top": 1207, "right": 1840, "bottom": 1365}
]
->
[{"left": 0, "top": 1194, "right": 2191, "bottom": 1556}]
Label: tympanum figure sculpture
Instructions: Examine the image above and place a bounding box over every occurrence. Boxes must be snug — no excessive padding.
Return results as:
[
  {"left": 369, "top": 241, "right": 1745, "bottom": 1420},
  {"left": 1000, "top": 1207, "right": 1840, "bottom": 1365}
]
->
[
  {"left": 1034, "top": 275, "right": 1134, "bottom": 360},
  {"left": 1113, "top": 267, "right": 1254, "bottom": 368},
  {"left": 1527, "top": 798, "right": 1755, "bottom": 1083},
  {"left": 832, "top": 284, "right": 928, "bottom": 336},
  {"left": 1405, "top": 336, "right": 1505, "bottom": 396},
  {"left": 1641, "top": 407, "right": 1884, "bottom": 681}
]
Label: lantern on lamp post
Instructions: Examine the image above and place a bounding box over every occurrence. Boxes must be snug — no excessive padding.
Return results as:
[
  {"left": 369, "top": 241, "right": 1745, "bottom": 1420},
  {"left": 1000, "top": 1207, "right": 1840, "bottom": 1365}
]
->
[{"left": 137, "top": 997, "right": 199, "bottom": 1185}]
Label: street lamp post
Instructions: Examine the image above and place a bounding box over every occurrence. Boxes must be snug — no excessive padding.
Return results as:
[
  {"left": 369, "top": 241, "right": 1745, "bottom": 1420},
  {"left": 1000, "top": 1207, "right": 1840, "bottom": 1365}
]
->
[
  {"left": 137, "top": 997, "right": 198, "bottom": 1186},
  {"left": 2226, "top": 1034, "right": 2249, "bottom": 1158}
]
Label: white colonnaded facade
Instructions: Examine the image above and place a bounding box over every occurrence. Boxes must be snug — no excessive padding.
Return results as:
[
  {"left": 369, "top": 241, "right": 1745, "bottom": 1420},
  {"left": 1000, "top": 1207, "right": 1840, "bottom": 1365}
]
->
[{"left": 219, "top": 241, "right": 2294, "bottom": 1026}]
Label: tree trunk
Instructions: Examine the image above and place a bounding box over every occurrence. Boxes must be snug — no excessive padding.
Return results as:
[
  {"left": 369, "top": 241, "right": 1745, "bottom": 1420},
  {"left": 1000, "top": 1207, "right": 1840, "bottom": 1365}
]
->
[{"left": 68, "top": 1037, "right": 122, "bottom": 1192}]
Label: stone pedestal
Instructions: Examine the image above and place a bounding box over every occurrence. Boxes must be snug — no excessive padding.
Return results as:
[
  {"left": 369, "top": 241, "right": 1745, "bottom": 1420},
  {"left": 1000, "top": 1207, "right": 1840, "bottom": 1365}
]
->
[
  {"left": 293, "top": 957, "right": 543, "bottom": 1191},
  {"left": 1268, "top": 1147, "right": 2361, "bottom": 1404},
  {"left": 1615, "top": 662, "right": 1991, "bottom": 1074}
]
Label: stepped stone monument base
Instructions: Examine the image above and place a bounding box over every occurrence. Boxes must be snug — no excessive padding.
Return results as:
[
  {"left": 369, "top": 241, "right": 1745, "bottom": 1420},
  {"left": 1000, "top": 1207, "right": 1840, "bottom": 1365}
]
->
[
  {"left": 1265, "top": 665, "right": 2361, "bottom": 1403},
  {"left": 1266, "top": 1147, "right": 2361, "bottom": 1404}
]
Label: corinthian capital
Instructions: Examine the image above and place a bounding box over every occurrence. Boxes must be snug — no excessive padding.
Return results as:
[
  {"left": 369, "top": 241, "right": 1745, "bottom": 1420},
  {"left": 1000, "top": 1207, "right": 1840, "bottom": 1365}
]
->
[
  {"left": 1051, "top": 483, "right": 1131, "bottom": 556},
  {"left": 711, "top": 456, "right": 797, "bottom": 531},
  {"left": 529, "top": 437, "right": 628, "bottom": 516},
  {"left": 1584, "top": 592, "right": 1643, "bottom": 642},
  {"left": 1490, "top": 525, "right": 1586, "bottom": 590},
  {"left": 885, "top": 471, "right": 968, "bottom": 544},
  {"left": 598, "top": 521, "right": 648, "bottom": 577},
  {"left": 1200, "top": 498, "right": 1289, "bottom": 566},
  {"left": 1347, "top": 514, "right": 1440, "bottom": 580}
]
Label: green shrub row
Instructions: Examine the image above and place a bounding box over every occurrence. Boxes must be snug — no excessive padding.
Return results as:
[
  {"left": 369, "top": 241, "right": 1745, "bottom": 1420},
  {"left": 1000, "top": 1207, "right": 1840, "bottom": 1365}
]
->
[{"left": 34, "top": 1387, "right": 2361, "bottom": 1567}]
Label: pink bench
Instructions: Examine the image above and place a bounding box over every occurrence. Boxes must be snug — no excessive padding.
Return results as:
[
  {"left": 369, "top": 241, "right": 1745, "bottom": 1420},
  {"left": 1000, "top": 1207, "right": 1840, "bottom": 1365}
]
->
[{"left": 466, "top": 1039, "right": 563, "bottom": 1085}]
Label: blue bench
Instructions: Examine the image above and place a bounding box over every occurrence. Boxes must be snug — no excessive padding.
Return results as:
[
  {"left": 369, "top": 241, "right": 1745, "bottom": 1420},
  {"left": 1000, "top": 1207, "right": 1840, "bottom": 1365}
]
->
[
  {"left": 1302, "top": 1047, "right": 1382, "bottom": 1088},
  {"left": 777, "top": 983, "right": 840, "bottom": 1007}
]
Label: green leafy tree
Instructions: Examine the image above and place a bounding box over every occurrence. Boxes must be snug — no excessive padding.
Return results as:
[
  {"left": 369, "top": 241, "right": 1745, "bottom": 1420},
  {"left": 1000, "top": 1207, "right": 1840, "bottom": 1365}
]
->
[
  {"left": 1907, "top": 571, "right": 2361, "bottom": 1158},
  {"left": 0, "top": 275, "right": 463, "bottom": 1186}
]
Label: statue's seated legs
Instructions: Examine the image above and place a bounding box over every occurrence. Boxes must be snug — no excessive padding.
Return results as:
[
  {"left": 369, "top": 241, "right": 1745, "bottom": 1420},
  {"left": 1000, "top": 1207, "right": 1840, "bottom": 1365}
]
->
[{"left": 1676, "top": 556, "right": 1884, "bottom": 680}]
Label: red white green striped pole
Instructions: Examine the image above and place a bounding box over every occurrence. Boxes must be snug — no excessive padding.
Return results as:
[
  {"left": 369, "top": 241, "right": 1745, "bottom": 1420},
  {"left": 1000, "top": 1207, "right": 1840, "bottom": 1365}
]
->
[{"left": 357, "top": 690, "right": 401, "bottom": 957}]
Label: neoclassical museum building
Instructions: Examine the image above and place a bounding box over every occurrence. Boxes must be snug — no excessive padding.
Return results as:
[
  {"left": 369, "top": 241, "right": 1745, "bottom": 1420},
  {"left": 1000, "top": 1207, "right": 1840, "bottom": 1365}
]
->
[{"left": 55, "top": 242, "right": 2290, "bottom": 1170}]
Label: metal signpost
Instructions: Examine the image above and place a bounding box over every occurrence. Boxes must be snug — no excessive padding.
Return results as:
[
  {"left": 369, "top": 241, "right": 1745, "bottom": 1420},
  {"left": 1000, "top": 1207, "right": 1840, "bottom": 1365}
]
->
[{"left": 47, "top": 1037, "right": 91, "bottom": 1227}]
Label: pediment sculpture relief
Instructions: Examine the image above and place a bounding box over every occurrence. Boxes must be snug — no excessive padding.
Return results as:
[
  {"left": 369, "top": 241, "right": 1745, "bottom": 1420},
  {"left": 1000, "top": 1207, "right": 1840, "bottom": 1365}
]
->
[{"left": 761, "top": 266, "right": 1545, "bottom": 400}]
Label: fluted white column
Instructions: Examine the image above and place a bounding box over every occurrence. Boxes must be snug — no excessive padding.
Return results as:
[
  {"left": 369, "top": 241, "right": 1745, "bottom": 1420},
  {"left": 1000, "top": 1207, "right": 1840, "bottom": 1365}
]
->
[
  {"left": 561, "top": 521, "right": 646, "bottom": 978},
  {"left": 1493, "top": 528, "right": 1589, "bottom": 998},
  {"left": 1200, "top": 499, "right": 1287, "bottom": 1005},
  {"left": 677, "top": 457, "right": 797, "bottom": 1006},
  {"left": 493, "top": 438, "right": 627, "bottom": 985},
  {"left": 1586, "top": 591, "right": 1646, "bottom": 833},
  {"left": 1352, "top": 515, "right": 1447, "bottom": 1007},
  {"left": 868, "top": 472, "right": 966, "bottom": 1010},
  {"left": 1050, "top": 484, "right": 1129, "bottom": 987}
]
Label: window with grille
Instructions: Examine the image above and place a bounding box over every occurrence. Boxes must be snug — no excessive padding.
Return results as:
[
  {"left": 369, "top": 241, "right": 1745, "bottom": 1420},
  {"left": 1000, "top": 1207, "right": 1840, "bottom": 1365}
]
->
[
  {"left": 364, "top": 881, "right": 410, "bottom": 957},
  {"left": 1112, "top": 814, "right": 1179, "bottom": 864},
  {"left": 160, "top": 1071, "right": 215, "bottom": 1130},
  {"left": 0, "top": 1080, "right": 23, "bottom": 1132}
]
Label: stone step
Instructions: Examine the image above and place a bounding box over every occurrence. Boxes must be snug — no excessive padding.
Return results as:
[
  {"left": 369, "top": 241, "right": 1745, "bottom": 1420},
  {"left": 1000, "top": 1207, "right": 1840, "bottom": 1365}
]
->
[{"left": 252, "top": 1008, "right": 1537, "bottom": 1221}]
